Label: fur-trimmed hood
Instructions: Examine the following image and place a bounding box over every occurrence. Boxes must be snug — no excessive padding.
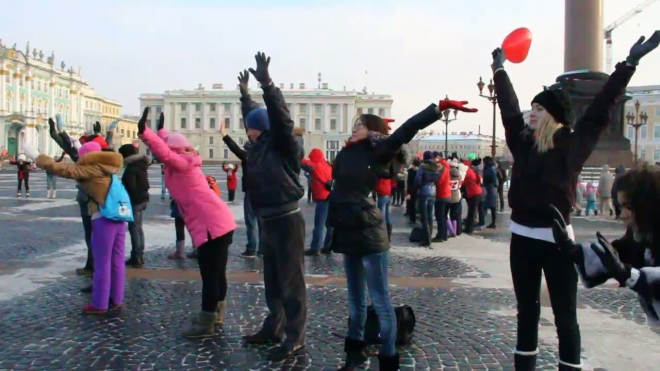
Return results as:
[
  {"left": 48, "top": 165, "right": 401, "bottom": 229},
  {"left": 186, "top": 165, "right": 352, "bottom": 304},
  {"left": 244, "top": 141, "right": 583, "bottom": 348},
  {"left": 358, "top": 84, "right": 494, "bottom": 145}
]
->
[{"left": 123, "top": 154, "right": 152, "bottom": 167}]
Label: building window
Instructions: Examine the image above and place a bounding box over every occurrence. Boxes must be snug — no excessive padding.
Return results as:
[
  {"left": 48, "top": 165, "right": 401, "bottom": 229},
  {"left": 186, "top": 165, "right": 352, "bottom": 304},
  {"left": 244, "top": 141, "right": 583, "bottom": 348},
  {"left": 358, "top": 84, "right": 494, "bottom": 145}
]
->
[
  {"left": 326, "top": 140, "right": 340, "bottom": 162},
  {"left": 299, "top": 104, "right": 307, "bottom": 114},
  {"left": 156, "top": 106, "right": 162, "bottom": 114},
  {"left": 210, "top": 118, "right": 216, "bottom": 129},
  {"left": 225, "top": 117, "right": 231, "bottom": 129},
  {"left": 357, "top": 108, "right": 363, "bottom": 115},
  {"left": 121, "top": 129, "right": 125, "bottom": 136},
  {"left": 224, "top": 149, "right": 228, "bottom": 159},
  {"left": 368, "top": 108, "right": 373, "bottom": 114},
  {"left": 330, "top": 118, "right": 337, "bottom": 131},
  {"left": 641, "top": 148, "right": 646, "bottom": 160},
  {"left": 299, "top": 118, "right": 306, "bottom": 129},
  {"left": 195, "top": 117, "right": 201, "bottom": 129},
  {"left": 195, "top": 103, "right": 202, "bottom": 112},
  {"left": 330, "top": 104, "right": 338, "bottom": 114},
  {"left": 209, "top": 148, "right": 214, "bottom": 159},
  {"left": 180, "top": 117, "right": 187, "bottom": 129},
  {"left": 314, "top": 104, "right": 322, "bottom": 114},
  {"left": 209, "top": 104, "right": 216, "bottom": 112},
  {"left": 628, "top": 126, "right": 634, "bottom": 138},
  {"left": 239, "top": 117, "right": 244, "bottom": 128},
  {"left": 315, "top": 118, "right": 322, "bottom": 131},
  {"left": 209, "top": 136, "right": 214, "bottom": 145},
  {"left": 641, "top": 126, "right": 647, "bottom": 139},
  {"left": 180, "top": 103, "right": 187, "bottom": 111},
  {"left": 654, "top": 125, "right": 660, "bottom": 139},
  {"left": 655, "top": 149, "right": 660, "bottom": 161},
  {"left": 223, "top": 103, "right": 231, "bottom": 112},
  {"left": 379, "top": 108, "right": 385, "bottom": 116}
]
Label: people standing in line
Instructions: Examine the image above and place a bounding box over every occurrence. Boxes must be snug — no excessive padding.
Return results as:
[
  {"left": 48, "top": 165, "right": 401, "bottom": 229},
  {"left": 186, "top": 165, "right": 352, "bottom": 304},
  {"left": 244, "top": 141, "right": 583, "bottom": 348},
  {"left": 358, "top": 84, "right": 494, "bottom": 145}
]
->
[
  {"left": 301, "top": 148, "right": 334, "bottom": 256},
  {"left": 119, "top": 144, "right": 151, "bottom": 269},
  {"left": 329, "top": 99, "right": 477, "bottom": 371},
  {"left": 584, "top": 182, "right": 598, "bottom": 216},
  {"left": 496, "top": 160, "right": 507, "bottom": 211},
  {"left": 138, "top": 108, "right": 237, "bottom": 338},
  {"left": 597, "top": 164, "right": 615, "bottom": 217},
  {"left": 490, "top": 30, "right": 657, "bottom": 370},
  {"left": 433, "top": 155, "right": 451, "bottom": 242},
  {"left": 447, "top": 159, "right": 463, "bottom": 237},
  {"left": 239, "top": 53, "right": 307, "bottom": 362},
  {"left": 394, "top": 165, "right": 407, "bottom": 206},
  {"left": 482, "top": 156, "right": 499, "bottom": 229},
  {"left": 375, "top": 165, "right": 395, "bottom": 242},
  {"left": 45, "top": 152, "right": 66, "bottom": 199},
  {"left": 462, "top": 160, "right": 483, "bottom": 234},
  {"left": 611, "top": 165, "right": 627, "bottom": 219},
  {"left": 405, "top": 159, "right": 420, "bottom": 223},
  {"left": 221, "top": 70, "right": 261, "bottom": 258},
  {"left": 11, "top": 154, "right": 31, "bottom": 198},
  {"left": 414, "top": 151, "right": 441, "bottom": 247},
  {"left": 222, "top": 163, "right": 238, "bottom": 203}
]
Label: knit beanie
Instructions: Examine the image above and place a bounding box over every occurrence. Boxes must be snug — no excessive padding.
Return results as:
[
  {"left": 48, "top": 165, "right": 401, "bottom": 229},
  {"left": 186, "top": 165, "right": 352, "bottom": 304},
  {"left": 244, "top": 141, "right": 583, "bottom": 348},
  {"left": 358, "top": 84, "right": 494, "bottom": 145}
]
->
[
  {"left": 531, "top": 88, "right": 572, "bottom": 125},
  {"left": 78, "top": 141, "right": 102, "bottom": 158},
  {"left": 246, "top": 108, "right": 270, "bottom": 132},
  {"left": 423, "top": 151, "right": 433, "bottom": 160},
  {"left": 167, "top": 133, "right": 191, "bottom": 150},
  {"left": 118, "top": 144, "right": 138, "bottom": 159}
]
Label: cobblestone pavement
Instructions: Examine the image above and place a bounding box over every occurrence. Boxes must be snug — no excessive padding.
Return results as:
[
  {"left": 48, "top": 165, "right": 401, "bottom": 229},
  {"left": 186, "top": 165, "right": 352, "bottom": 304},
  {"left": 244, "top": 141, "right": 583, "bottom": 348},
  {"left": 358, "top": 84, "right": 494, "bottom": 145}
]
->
[{"left": 0, "top": 167, "right": 658, "bottom": 370}]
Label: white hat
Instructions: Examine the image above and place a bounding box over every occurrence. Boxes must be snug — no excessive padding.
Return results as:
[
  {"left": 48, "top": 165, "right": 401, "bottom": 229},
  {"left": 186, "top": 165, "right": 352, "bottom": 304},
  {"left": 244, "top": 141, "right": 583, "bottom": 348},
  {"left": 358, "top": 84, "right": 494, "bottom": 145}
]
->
[
  {"left": 226, "top": 164, "right": 235, "bottom": 170},
  {"left": 17, "top": 154, "right": 27, "bottom": 162}
]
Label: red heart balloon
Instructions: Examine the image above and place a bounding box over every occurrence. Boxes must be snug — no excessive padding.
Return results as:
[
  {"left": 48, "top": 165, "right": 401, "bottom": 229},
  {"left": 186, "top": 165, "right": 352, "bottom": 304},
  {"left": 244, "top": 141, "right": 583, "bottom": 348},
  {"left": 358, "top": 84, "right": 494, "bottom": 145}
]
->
[{"left": 502, "top": 27, "right": 532, "bottom": 64}]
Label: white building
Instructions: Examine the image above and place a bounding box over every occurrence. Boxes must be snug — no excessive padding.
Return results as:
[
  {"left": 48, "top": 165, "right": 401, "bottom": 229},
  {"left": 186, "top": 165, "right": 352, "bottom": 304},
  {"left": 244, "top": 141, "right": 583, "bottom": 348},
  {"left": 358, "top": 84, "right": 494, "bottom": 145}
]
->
[
  {"left": 408, "top": 131, "right": 507, "bottom": 160},
  {"left": 139, "top": 83, "right": 393, "bottom": 162},
  {"left": 624, "top": 85, "right": 660, "bottom": 163}
]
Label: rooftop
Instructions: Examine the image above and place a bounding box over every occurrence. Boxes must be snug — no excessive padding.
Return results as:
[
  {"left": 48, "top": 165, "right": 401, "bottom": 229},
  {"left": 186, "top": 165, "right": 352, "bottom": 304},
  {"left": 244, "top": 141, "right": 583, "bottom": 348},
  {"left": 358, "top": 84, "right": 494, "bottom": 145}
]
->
[{"left": 415, "top": 133, "right": 504, "bottom": 142}]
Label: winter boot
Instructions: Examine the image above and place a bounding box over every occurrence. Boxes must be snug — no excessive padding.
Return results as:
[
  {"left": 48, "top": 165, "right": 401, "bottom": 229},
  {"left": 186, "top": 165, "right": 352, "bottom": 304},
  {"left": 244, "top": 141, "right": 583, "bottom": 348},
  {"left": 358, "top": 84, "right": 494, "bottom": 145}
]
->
[
  {"left": 215, "top": 301, "right": 226, "bottom": 325},
  {"left": 25, "top": 191, "right": 30, "bottom": 198},
  {"left": 168, "top": 240, "right": 186, "bottom": 259},
  {"left": 514, "top": 352, "right": 537, "bottom": 371},
  {"left": 386, "top": 223, "right": 392, "bottom": 242},
  {"left": 558, "top": 360, "right": 582, "bottom": 371},
  {"left": 47, "top": 190, "right": 52, "bottom": 199},
  {"left": 182, "top": 311, "right": 216, "bottom": 338},
  {"left": 377, "top": 353, "right": 400, "bottom": 371},
  {"left": 52, "top": 190, "right": 57, "bottom": 199},
  {"left": 339, "top": 338, "right": 368, "bottom": 371},
  {"left": 16, "top": 191, "right": 21, "bottom": 198}
]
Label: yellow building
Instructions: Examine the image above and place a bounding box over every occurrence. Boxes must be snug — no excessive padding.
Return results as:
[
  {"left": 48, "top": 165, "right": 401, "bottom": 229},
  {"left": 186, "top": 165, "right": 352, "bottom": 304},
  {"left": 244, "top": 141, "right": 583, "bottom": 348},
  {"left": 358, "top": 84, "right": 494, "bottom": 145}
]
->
[{"left": 115, "top": 116, "right": 139, "bottom": 148}]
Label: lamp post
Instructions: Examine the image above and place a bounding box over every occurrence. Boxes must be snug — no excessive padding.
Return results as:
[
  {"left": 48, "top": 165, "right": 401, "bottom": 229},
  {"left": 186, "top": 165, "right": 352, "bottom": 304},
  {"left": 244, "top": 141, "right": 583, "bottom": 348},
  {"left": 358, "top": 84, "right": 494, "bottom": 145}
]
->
[
  {"left": 441, "top": 96, "right": 458, "bottom": 158},
  {"left": 626, "top": 100, "right": 648, "bottom": 163},
  {"left": 477, "top": 77, "right": 498, "bottom": 158}
]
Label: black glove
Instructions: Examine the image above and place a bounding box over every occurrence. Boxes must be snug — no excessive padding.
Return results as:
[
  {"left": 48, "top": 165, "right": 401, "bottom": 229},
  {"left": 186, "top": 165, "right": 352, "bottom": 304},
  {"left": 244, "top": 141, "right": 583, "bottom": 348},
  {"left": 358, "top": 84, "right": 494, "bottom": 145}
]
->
[
  {"left": 491, "top": 48, "right": 506, "bottom": 74},
  {"left": 593, "top": 232, "right": 631, "bottom": 285},
  {"left": 138, "top": 107, "right": 148, "bottom": 135},
  {"left": 157, "top": 112, "right": 164, "bottom": 131},
  {"left": 248, "top": 52, "right": 272, "bottom": 85},
  {"left": 93, "top": 121, "right": 101, "bottom": 134},
  {"left": 549, "top": 205, "right": 583, "bottom": 263},
  {"left": 237, "top": 69, "right": 250, "bottom": 97},
  {"left": 626, "top": 31, "right": 660, "bottom": 66}
]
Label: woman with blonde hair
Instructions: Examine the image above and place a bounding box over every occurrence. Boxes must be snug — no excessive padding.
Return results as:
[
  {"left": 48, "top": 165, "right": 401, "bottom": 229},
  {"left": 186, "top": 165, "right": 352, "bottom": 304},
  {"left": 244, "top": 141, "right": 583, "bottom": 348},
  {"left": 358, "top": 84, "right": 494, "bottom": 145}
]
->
[{"left": 490, "top": 30, "right": 659, "bottom": 371}]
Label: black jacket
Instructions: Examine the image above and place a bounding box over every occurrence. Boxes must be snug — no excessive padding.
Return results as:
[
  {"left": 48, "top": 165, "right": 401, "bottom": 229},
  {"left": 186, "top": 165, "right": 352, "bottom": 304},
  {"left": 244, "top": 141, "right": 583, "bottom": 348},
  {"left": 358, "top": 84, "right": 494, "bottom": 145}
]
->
[
  {"left": 121, "top": 154, "right": 151, "bottom": 205},
  {"left": 406, "top": 167, "right": 417, "bottom": 195},
  {"left": 245, "top": 84, "right": 304, "bottom": 217},
  {"left": 329, "top": 104, "right": 440, "bottom": 256},
  {"left": 222, "top": 95, "right": 260, "bottom": 193},
  {"left": 495, "top": 61, "right": 634, "bottom": 228}
]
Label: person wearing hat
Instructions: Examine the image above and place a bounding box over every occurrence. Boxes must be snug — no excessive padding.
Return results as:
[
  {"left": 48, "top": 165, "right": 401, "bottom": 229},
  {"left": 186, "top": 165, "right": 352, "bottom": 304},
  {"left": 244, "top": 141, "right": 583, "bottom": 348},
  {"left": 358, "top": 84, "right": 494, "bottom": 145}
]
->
[
  {"left": 490, "top": 30, "right": 659, "bottom": 371},
  {"left": 10, "top": 153, "right": 32, "bottom": 198}
]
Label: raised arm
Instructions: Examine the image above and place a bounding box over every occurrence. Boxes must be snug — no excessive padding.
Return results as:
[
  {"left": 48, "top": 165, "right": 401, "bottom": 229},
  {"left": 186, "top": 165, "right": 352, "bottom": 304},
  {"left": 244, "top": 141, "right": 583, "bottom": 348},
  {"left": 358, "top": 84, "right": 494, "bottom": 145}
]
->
[
  {"left": 137, "top": 109, "right": 190, "bottom": 172},
  {"left": 301, "top": 158, "right": 314, "bottom": 174},
  {"left": 237, "top": 70, "right": 260, "bottom": 133},
  {"left": 491, "top": 48, "right": 526, "bottom": 154},
  {"left": 35, "top": 154, "right": 103, "bottom": 180}
]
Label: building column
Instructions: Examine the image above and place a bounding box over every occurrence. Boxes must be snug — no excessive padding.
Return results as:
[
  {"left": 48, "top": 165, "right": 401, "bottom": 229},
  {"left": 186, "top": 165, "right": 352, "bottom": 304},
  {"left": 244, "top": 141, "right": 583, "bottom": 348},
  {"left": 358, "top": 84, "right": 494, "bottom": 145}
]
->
[
  {"left": 48, "top": 80, "right": 55, "bottom": 118},
  {"left": 323, "top": 104, "right": 330, "bottom": 133},
  {"left": 0, "top": 68, "right": 6, "bottom": 113},
  {"left": 306, "top": 101, "right": 313, "bottom": 132},
  {"left": 564, "top": 0, "right": 603, "bottom": 72},
  {"left": 13, "top": 69, "right": 20, "bottom": 113}
]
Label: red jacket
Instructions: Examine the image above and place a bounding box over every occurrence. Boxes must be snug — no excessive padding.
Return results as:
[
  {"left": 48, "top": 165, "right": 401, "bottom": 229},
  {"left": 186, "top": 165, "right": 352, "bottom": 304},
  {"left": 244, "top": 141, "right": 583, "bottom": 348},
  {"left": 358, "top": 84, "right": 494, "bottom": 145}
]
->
[
  {"left": 375, "top": 178, "right": 392, "bottom": 196},
  {"left": 463, "top": 167, "right": 483, "bottom": 198},
  {"left": 301, "top": 148, "right": 333, "bottom": 201},
  {"left": 222, "top": 164, "right": 238, "bottom": 191},
  {"left": 435, "top": 159, "right": 451, "bottom": 199}
]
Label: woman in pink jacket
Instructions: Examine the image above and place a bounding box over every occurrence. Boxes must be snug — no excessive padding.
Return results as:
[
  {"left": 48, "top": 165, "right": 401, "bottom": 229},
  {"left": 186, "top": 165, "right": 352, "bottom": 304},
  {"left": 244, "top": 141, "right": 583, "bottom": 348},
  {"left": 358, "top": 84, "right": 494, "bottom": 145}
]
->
[{"left": 138, "top": 108, "right": 237, "bottom": 338}]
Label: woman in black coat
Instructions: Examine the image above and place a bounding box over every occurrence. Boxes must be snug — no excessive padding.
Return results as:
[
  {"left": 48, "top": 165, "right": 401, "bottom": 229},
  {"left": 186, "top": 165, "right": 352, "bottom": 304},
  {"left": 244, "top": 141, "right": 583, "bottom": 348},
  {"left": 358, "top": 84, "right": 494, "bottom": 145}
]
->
[
  {"left": 329, "top": 100, "right": 477, "bottom": 371},
  {"left": 492, "top": 31, "right": 658, "bottom": 371}
]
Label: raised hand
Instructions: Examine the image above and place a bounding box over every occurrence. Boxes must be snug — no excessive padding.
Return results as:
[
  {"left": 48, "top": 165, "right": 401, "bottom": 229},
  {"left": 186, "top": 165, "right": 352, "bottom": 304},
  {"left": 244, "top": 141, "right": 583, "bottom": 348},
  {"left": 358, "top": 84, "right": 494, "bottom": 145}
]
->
[
  {"left": 237, "top": 69, "right": 250, "bottom": 97},
  {"left": 593, "top": 232, "right": 630, "bottom": 284},
  {"left": 55, "top": 114, "right": 64, "bottom": 132},
  {"left": 138, "top": 107, "right": 149, "bottom": 135},
  {"left": 439, "top": 99, "right": 478, "bottom": 113},
  {"left": 219, "top": 115, "right": 227, "bottom": 137},
  {"left": 108, "top": 119, "right": 120, "bottom": 132},
  {"left": 157, "top": 112, "right": 164, "bottom": 131},
  {"left": 626, "top": 31, "right": 660, "bottom": 66},
  {"left": 248, "top": 52, "right": 272, "bottom": 85},
  {"left": 549, "top": 205, "right": 583, "bottom": 263},
  {"left": 48, "top": 118, "right": 58, "bottom": 136},
  {"left": 491, "top": 47, "right": 506, "bottom": 73},
  {"left": 93, "top": 121, "right": 101, "bottom": 134}
]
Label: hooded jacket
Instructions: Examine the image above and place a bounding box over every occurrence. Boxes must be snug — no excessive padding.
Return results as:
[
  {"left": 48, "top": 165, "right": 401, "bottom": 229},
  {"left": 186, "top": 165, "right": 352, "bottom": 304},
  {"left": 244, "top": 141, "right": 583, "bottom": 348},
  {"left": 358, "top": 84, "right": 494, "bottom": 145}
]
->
[
  {"left": 449, "top": 165, "right": 462, "bottom": 204},
  {"left": 222, "top": 164, "right": 239, "bottom": 191},
  {"left": 121, "top": 154, "right": 152, "bottom": 205},
  {"left": 301, "top": 148, "right": 333, "bottom": 201},
  {"left": 463, "top": 166, "right": 483, "bottom": 198},
  {"left": 435, "top": 158, "right": 451, "bottom": 200},
  {"left": 414, "top": 159, "right": 441, "bottom": 197}
]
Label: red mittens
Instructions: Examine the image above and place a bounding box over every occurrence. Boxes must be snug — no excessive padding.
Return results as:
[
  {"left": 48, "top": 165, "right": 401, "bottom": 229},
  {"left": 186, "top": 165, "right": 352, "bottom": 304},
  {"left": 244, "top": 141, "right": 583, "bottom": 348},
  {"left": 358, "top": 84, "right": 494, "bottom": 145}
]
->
[
  {"left": 439, "top": 99, "right": 478, "bottom": 113},
  {"left": 383, "top": 118, "right": 395, "bottom": 131}
]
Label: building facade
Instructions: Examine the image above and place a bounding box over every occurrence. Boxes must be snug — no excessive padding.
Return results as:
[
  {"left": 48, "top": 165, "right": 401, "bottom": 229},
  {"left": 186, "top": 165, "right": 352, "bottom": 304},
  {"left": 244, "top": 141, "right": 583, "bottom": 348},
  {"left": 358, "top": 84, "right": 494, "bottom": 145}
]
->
[
  {"left": 408, "top": 132, "right": 507, "bottom": 160},
  {"left": 139, "top": 83, "right": 393, "bottom": 163},
  {"left": 623, "top": 85, "right": 660, "bottom": 163}
]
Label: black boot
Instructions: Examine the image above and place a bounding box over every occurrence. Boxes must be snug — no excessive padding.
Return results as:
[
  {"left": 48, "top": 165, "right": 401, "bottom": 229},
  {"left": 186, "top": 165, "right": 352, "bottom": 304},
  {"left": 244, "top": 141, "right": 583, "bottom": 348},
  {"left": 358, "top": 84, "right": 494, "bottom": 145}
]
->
[
  {"left": 514, "top": 353, "right": 537, "bottom": 371},
  {"left": 386, "top": 224, "right": 392, "bottom": 242},
  {"left": 558, "top": 361, "right": 582, "bottom": 371},
  {"left": 377, "top": 353, "right": 399, "bottom": 371},
  {"left": 339, "top": 338, "right": 368, "bottom": 371}
]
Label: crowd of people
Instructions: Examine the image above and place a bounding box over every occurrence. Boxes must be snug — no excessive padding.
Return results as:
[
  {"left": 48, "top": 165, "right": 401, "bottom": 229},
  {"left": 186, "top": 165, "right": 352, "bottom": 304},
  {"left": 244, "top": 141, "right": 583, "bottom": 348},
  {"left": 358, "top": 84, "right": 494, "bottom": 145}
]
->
[{"left": 7, "top": 29, "right": 660, "bottom": 371}]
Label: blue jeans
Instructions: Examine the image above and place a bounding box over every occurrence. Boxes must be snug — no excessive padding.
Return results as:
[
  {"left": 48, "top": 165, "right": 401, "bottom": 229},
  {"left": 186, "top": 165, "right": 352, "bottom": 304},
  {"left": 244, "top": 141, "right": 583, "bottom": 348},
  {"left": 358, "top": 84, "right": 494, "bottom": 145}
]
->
[
  {"left": 311, "top": 199, "right": 331, "bottom": 252},
  {"left": 344, "top": 251, "right": 397, "bottom": 356},
  {"left": 244, "top": 192, "right": 261, "bottom": 254},
  {"left": 419, "top": 196, "right": 435, "bottom": 245},
  {"left": 377, "top": 195, "right": 392, "bottom": 225}
]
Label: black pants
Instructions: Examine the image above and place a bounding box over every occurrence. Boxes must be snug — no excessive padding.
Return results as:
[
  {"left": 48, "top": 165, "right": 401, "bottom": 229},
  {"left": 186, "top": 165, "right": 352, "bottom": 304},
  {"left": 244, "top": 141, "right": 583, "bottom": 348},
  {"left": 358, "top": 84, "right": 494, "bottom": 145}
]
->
[
  {"left": 175, "top": 217, "right": 185, "bottom": 241},
  {"left": 395, "top": 181, "right": 405, "bottom": 205},
  {"left": 614, "top": 203, "right": 621, "bottom": 218},
  {"left": 261, "top": 211, "right": 307, "bottom": 346},
  {"left": 17, "top": 176, "right": 29, "bottom": 191},
  {"left": 464, "top": 196, "right": 479, "bottom": 233},
  {"left": 434, "top": 199, "right": 448, "bottom": 240},
  {"left": 510, "top": 233, "right": 581, "bottom": 366},
  {"left": 489, "top": 207, "right": 497, "bottom": 226},
  {"left": 407, "top": 192, "right": 417, "bottom": 223},
  {"left": 477, "top": 198, "right": 486, "bottom": 226},
  {"left": 197, "top": 231, "right": 233, "bottom": 312},
  {"left": 498, "top": 186, "right": 505, "bottom": 211},
  {"left": 307, "top": 187, "right": 312, "bottom": 202},
  {"left": 228, "top": 189, "right": 236, "bottom": 202}
]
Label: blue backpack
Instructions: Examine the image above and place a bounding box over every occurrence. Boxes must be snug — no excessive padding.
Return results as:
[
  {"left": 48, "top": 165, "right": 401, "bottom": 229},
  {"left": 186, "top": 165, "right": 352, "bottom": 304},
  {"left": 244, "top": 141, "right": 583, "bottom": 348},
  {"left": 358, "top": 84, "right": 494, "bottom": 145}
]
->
[{"left": 99, "top": 174, "right": 134, "bottom": 222}]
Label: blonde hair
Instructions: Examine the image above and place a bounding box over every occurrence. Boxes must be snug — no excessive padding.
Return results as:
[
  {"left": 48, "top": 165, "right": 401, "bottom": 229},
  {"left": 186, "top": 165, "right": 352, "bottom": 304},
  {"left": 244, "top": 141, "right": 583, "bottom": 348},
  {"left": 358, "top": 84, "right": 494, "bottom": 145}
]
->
[{"left": 534, "top": 113, "right": 563, "bottom": 153}]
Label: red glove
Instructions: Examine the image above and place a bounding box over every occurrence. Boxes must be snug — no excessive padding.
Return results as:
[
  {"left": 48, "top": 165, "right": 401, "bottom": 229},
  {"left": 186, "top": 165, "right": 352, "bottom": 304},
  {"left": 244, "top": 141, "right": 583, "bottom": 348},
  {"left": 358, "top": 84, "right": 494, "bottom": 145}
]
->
[
  {"left": 439, "top": 99, "right": 478, "bottom": 113},
  {"left": 383, "top": 118, "right": 395, "bottom": 131}
]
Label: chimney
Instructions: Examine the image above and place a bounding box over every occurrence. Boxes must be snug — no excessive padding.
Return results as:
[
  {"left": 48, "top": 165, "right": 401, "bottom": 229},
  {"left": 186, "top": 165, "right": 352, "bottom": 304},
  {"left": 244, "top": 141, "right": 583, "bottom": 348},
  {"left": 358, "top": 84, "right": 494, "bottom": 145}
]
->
[
  {"left": 322, "top": 83, "right": 328, "bottom": 89},
  {"left": 290, "top": 83, "right": 294, "bottom": 89},
  {"left": 280, "top": 83, "right": 284, "bottom": 89},
  {"left": 299, "top": 83, "right": 305, "bottom": 89},
  {"left": 212, "top": 83, "right": 223, "bottom": 90},
  {"left": 197, "top": 83, "right": 204, "bottom": 90}
]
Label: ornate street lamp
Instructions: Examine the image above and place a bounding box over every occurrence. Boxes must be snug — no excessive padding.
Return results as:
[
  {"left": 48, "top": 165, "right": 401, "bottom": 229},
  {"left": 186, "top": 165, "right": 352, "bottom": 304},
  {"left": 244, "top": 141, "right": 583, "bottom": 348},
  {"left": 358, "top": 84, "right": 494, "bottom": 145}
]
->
[
  {"left": 477, "top": 76, "right": 498, "bottom": 157},
  {"left": 626, "top": 99, "right": 648, "bottom": 163},
  {"left": 441, "top": 95, "right": 458, "bottom": 158}
]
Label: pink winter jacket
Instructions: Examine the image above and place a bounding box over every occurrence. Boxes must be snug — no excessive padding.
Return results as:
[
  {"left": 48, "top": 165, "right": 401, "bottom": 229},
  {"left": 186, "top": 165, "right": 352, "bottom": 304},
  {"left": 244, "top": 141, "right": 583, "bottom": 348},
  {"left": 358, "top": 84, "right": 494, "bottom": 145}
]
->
[{"left": 140, "top": 127, "right": 236, "bottom": 247}]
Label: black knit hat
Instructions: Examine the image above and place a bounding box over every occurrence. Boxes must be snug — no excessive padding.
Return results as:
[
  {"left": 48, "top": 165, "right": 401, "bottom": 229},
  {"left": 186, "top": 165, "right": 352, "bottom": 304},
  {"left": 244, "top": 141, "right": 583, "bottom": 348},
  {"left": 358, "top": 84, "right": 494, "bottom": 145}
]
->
[{"left": 531, "top": 88, "right": 572, "bottom": 125}]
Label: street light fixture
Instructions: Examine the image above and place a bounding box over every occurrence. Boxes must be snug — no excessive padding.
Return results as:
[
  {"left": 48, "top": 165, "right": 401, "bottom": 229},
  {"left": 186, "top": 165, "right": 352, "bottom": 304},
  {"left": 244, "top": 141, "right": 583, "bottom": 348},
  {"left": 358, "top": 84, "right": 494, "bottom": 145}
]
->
[
  {"left": 441, "top": 95, "right": 458, "bottom": 158},
  {"left": 477, "top": 76, "right": 498, "bottom": 158},
  {"left": 626, "top": 99, "right": 648, "bottom": 163}
]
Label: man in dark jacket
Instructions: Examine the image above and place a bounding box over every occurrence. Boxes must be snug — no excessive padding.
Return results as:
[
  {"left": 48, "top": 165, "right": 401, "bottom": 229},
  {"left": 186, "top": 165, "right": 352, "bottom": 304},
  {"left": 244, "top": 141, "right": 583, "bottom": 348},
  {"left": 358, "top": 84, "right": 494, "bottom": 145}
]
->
[
  {"left": 241, "top": 53, "right": 307, "bottom": 362},
  {"left": 406, "top": 159, "right": 420, "bottom": 223},
  {"left": 119, "top": 144, "right": 151, "bottom": 268}
]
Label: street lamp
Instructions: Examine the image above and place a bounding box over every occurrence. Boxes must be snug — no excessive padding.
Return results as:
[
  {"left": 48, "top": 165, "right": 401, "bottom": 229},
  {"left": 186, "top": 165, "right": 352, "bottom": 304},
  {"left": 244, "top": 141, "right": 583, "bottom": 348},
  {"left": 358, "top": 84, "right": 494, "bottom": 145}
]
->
[
  {"left": 441, "top": 95, "right": 458, "bottom": 158},
  {"left": 626, "top": 99, "right": 648, "bottom": 163},
  {"left": 477, "top": 76, "right": 498, "bottom": 158}
]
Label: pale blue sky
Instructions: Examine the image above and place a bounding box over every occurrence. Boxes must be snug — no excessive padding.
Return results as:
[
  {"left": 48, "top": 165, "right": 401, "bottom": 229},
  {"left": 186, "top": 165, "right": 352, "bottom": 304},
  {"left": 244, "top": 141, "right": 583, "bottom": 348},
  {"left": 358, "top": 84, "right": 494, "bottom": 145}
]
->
[{"left": 1, "top": 0, "right": 658, "bottom": 137}]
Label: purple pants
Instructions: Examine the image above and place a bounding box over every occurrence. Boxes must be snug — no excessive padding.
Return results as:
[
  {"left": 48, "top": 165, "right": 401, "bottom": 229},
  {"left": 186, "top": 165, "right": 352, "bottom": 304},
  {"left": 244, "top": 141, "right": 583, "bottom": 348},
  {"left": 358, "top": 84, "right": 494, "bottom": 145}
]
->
[{"left": 91, "top": 217, "right": 127, "bottom": 310}]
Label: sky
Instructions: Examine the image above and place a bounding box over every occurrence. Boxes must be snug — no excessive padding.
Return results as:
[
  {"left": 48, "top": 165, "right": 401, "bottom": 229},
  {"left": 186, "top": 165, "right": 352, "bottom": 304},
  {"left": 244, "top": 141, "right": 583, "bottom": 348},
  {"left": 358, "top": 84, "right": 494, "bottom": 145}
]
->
[{"left": 1, "top": 0, "right": 659, "bottom": 138}]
